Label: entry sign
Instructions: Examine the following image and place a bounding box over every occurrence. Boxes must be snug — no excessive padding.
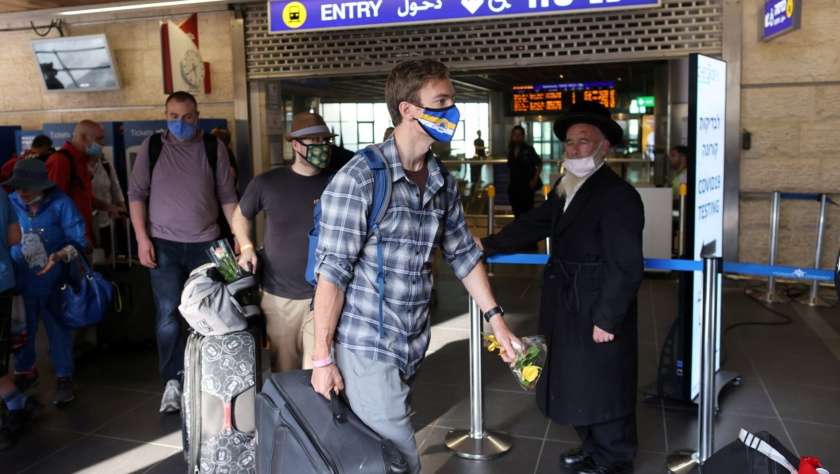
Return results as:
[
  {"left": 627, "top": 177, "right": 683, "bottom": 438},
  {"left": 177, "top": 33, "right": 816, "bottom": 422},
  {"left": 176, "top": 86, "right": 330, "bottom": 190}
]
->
[
  {"left": 268, "top": 0, "right": 661, "bottom": 33},
  {"left": 762, "top": 0, "right": 801, "bottom": 41},
  {"left": 688, "top": 53, "right": 726, "bottom": 400}
]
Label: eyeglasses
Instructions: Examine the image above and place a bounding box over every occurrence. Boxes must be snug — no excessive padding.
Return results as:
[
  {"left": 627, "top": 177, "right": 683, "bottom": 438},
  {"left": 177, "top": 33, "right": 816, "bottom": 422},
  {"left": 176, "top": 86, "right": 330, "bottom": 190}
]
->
[{"left": 296, "top": 137, "right": 332, "bottom": 146}]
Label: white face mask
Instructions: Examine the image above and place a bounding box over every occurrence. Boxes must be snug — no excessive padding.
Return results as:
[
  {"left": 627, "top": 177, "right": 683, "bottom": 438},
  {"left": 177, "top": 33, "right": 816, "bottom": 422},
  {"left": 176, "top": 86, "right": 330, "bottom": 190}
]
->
[
  {"left": 21, "top": 193, "right": 43, "bottom": 206},
  {"left": 564, "top": 141, "right": 603, "bottom": 177}
]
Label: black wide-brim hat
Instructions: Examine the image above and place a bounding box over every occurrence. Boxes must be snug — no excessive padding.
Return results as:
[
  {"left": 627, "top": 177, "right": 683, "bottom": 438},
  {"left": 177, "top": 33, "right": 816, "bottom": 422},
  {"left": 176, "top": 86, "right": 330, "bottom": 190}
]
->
[
  {"left": 1, "top": 157, "right": 55, "bottom": 190},
  {"left": 553, "top": 101, "right": 624, "bottom": 146}
]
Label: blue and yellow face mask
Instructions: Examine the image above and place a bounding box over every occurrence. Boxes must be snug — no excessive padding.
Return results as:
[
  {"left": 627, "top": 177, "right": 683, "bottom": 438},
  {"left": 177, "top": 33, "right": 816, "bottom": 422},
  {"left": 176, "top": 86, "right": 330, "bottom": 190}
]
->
[{"left": 415, "top": 104, "right": 460, "bottom": 142}]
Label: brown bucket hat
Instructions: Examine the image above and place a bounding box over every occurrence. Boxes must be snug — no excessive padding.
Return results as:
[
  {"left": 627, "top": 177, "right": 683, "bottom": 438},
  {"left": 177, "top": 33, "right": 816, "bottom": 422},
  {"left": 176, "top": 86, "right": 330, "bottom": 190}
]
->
[{"left": 284, "top": 112, "right": 339, "bottom": 142}]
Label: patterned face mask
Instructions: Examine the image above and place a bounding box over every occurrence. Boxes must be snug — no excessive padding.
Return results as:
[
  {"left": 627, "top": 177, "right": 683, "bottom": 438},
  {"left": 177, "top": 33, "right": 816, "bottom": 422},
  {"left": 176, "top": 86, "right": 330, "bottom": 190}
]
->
[
  {"left": 298, "top": 143, "right": 332, "bottom": 169},
  {"left": 415, "top": 104, "right": 460, "bottom": 142}
]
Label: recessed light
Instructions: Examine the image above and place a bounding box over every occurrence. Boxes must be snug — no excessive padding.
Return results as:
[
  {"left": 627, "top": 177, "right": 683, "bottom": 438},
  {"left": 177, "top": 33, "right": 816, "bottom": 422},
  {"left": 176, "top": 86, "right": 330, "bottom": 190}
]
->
[{"left": 59, "top": 0, "right": 227, "bottom": 16}]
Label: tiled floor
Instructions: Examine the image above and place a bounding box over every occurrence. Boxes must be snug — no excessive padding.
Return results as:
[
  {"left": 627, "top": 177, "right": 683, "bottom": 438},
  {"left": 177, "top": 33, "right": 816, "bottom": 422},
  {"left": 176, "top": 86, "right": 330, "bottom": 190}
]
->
[{"left": 2, "top": 262, "right": 839, "bottom": 473}]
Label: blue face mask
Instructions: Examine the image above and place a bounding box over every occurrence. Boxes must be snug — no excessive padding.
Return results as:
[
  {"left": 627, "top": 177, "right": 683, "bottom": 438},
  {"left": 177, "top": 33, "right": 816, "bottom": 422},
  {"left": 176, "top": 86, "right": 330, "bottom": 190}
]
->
[
  {"left": 168, "top": 120, "right": 196, "bottom": 141},
  {"left": 415, "top": 104, "right": 460, "bottom": 142},
  {"left": 86, "top": 141, "right": 103, "bottom": 156}
]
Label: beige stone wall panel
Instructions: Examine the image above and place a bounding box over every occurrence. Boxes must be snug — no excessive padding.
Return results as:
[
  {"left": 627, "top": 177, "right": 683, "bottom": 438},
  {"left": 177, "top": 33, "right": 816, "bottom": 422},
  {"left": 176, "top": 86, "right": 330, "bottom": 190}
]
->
[
  {"left": 814, "top": 85, "right": 840, "bottom": 121},
  {"left": 0, "top": 12, "right": 234, "bottom": 130},
  {"left": 741, "top": 87, "right": 812, "bottom": 122}
]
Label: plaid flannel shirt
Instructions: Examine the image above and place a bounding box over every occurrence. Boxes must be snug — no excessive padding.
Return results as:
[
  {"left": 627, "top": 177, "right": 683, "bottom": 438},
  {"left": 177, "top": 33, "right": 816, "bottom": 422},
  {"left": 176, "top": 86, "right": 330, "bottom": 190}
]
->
[{"left": 313, "top": 138, "right": 482, "bottom": 378}]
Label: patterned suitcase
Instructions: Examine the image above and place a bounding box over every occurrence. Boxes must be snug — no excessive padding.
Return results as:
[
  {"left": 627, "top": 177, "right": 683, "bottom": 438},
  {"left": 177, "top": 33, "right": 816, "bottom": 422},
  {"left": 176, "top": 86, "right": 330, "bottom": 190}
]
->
[{"left": 182, "top": 326, "right": 261, "bottom": 474}]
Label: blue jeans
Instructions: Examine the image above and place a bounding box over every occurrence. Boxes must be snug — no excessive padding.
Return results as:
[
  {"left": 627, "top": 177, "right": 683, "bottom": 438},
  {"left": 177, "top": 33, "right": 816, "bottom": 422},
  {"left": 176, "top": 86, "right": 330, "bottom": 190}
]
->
[
  {"left": 150, "top": 238, "right": 212, "bottom": 385},
  {"left": 14, "top": 294, "right": 74, "bottom": 378}
]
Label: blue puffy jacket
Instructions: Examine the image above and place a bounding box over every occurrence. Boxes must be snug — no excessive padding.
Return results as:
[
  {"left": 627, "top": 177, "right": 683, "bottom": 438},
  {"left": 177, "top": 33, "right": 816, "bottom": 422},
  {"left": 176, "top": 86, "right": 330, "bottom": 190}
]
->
[{"left": 10, "top": 188, "right": 86, "bottom": 297}]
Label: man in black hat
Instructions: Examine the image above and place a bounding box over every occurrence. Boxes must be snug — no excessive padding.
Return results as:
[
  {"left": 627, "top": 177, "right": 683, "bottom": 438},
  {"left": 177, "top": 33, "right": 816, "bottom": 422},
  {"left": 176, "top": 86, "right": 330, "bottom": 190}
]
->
[{"left": 479, "top": 101, "right": 643, "bottom": 474}]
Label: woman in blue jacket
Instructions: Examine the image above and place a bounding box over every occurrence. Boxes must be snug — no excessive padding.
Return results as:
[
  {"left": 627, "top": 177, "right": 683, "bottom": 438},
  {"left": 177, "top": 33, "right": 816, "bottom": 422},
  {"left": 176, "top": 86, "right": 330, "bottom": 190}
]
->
[{"left": 2, "top": 159, "right": 85, "bottom": 406}]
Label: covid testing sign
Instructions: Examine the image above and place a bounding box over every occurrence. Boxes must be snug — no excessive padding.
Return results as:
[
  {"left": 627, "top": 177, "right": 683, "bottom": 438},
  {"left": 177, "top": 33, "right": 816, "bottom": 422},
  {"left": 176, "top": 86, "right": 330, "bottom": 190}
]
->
[
  {"left": 688, "top": 53, "right": 726, "bottom": 400},
  {"left": 268, "top": 0, "right": 661, "bottom": 33},
  {"left": 762, "top": 0, "right": 801, "bottom": 41}
]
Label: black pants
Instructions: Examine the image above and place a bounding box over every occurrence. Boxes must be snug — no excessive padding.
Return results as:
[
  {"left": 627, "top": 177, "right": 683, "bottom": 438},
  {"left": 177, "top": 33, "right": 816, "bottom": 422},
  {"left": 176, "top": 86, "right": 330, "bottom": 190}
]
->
[
  {"left": 508, "top": 185, "right": 535, "bottom": 219},
  {"left": 575, "top": 412, "right": 638, "bottom": 468}
]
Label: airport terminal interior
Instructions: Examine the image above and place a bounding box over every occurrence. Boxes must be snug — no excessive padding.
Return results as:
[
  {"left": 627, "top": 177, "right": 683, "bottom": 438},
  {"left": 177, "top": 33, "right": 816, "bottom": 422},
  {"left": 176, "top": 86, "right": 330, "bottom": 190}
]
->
[{"left": 1, "top": 0, "right": 838, "bottom": 473}]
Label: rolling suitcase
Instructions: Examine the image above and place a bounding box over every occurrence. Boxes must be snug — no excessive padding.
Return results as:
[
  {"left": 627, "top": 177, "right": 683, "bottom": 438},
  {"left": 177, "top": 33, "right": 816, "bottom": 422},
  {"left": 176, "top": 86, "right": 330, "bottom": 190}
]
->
[
  {"left": 93, "top": 217, "right": 155, "bottom": 348},
  {"left": 182, "top": 322, "right": 261, "bottom": 474},
  {"left": 255, "top": 370, "right": 408, "bottom": 474}
]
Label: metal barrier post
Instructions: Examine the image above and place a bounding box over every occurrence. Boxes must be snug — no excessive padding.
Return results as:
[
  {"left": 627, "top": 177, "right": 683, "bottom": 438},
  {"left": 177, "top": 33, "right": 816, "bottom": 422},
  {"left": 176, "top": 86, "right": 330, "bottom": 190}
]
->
[
  {"left": 666, "top": 256, "right": 722, "bottom": 473},
  {"left": 678, "top": 183, "right": 687, "bottom": 257},
  {"left": 543, "top": 185, "right": 552, "bottom": 254},
  {"left": 445, "top": 297, "right": 512, "bottom": 459},
  {"left": 698, "top": 256, "right": 721, "bottom": 461},
  {"left": 797, "top": 193, "right": 831, "bottom": 307},
  {"left": 747, "top": 191, "right": 789, "bottom": 303},
  {"left": 487, "top": 185, "right": 495, "bottom": 276}
]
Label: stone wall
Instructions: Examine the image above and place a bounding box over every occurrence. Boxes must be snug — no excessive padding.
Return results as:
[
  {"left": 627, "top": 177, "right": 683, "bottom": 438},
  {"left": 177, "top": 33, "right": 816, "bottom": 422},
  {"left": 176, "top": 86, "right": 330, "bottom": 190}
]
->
[
  {"left": 739, "top": 0, "right": 840, "bottom": 269},
  {"left": 0, "top": 11, "right": 235, "bottom": 146}
]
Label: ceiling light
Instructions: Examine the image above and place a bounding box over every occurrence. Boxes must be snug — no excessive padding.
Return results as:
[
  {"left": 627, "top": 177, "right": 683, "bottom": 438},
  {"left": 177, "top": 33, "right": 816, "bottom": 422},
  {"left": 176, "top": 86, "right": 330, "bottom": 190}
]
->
[{"left": 59, "top": 0, "right": 227, "bottom": 16}]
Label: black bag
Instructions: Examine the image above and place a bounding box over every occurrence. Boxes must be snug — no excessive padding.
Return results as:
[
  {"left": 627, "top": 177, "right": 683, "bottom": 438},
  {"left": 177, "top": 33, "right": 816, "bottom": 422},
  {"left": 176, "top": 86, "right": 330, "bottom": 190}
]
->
[
  {"left": 182, "top": 323, "right": 262, "bottom": 474},
  {"left": 94, "top": 218, "right": 155, "bottom": 348},
  {"left": 255, "top": 370, "right": 408, "bottom": 474},
  {"left": 693, "top": 429, "right": 800, "bottom": 474}
]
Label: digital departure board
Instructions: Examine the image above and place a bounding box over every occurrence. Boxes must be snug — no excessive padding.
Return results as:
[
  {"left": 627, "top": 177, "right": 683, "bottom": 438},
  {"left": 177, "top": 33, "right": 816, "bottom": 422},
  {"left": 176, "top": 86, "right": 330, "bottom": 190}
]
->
[{"left": 512, "top": 81, "right": 616, "bottom": 114}]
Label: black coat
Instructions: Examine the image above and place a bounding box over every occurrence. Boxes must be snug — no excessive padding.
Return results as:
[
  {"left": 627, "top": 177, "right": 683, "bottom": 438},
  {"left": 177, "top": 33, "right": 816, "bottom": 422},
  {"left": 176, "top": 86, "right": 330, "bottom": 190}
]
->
[{"left": 482, "top": 165, "right": 644, "bottom": 426}]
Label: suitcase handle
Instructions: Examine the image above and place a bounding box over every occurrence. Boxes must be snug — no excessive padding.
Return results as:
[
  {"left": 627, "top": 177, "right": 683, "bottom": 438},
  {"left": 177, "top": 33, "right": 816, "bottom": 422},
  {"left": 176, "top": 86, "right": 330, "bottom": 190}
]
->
[{"left": 329, "top": 390, "right": 347, "bottom": 424}]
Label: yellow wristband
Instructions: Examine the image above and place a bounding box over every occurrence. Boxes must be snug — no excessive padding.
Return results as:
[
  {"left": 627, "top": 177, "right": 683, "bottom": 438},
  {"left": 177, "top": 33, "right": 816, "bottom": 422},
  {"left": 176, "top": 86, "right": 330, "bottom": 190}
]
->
[{"left": 240, "top": 244, "right": 254, "bottom": 253}]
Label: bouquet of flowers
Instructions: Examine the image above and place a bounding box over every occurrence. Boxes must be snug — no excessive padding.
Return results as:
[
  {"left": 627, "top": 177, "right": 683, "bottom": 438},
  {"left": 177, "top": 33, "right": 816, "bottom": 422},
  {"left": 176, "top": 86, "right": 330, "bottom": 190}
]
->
[
  {"left": 206, "top": 239, "right": 241, "bottom": 283},
  {"left": 485, "top": 334, "right": 547, "bottom": 392}
]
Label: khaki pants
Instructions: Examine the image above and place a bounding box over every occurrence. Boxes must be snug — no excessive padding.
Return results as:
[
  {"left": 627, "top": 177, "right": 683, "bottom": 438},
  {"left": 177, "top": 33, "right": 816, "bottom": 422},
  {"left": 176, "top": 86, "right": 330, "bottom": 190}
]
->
[{"left": 260, "top": 293, "right": 314, "bottom": 373}]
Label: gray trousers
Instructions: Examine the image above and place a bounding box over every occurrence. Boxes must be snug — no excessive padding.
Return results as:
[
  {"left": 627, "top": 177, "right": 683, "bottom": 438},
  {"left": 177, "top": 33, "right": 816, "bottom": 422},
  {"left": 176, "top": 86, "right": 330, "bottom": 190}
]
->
[{"left": 335, "top": 343, "right": 421, "bottom": 473}]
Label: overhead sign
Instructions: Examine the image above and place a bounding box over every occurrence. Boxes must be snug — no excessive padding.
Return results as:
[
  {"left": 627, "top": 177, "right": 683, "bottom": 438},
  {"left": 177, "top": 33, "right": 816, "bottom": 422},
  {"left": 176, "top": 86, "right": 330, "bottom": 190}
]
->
[
  {"left": 762, "top": 0, "right": 801, "bottom": 41},
  {"left": 636, "top": 96, "right": 654, "bottom": 107},
  {"left": 511, "top": 81, "right": 615, "bottom": 114},
  {"left": 268, "top": 0, "right": 661, "bottom": 33}
]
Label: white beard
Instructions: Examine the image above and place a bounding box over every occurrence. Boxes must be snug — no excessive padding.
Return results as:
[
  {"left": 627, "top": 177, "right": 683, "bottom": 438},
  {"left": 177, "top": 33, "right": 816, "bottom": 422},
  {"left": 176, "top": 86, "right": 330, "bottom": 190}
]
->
[{"left": 557, "top": 172, "right": 586, "bottom": 199}]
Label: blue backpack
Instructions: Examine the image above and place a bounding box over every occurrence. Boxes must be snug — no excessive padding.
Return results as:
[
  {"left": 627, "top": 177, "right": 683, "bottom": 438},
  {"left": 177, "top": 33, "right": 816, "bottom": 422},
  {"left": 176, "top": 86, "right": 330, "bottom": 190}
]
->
[
  {"left": 305, "top": 145, "right": 393, "bottom": 338},
  {"left": 305, "top": 144, "right": 451, "bottom": 338}
]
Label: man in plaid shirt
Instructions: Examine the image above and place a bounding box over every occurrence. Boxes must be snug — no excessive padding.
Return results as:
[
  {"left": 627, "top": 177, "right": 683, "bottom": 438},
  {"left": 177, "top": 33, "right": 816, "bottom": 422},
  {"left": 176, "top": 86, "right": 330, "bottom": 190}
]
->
[{"left": 310, "top": 59, "right": 518, "bottom": 473}]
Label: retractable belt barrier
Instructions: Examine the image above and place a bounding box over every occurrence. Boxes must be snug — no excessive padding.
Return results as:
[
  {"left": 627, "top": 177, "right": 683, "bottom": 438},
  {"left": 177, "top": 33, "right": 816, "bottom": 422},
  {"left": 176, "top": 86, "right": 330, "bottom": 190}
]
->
[
  {"left": 779, "top": 192, "right": 839, "bottom": 206},
  {"left": 486, "top": 255, "right": 836, "bottom": 281},
  {"left": 470, "top": 253, "right": 833, "bottom": 468}
]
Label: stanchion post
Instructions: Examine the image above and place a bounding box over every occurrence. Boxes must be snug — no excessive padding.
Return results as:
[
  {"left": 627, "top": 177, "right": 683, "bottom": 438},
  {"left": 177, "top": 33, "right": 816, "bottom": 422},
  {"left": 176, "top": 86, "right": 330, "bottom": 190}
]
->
[
  {"left": 487, "top": 185, "right": 495, "bottom": 276},
  {"left": 666, "top": 256, "right": 722, "bottom": 473},
  {"left": 747, "top": 191, "right": 789, "bottom": 303},
  {"left": 797, "top": 193, "right": 831, "bottom": 307},
  {"left": 767, "top": 191, "right": 781, "bottom": 298},
  {"left": 698, "top": 256, "right": 721, "bottom": 461},
  {"left": 445, "top": 297, "right": 512, "bottom": 459},
  {"left": 543, "top": 185, "right": 552, "bottom": 255},
  {"left": 678, "top": 183, "right": 687, "bottom": 257}
]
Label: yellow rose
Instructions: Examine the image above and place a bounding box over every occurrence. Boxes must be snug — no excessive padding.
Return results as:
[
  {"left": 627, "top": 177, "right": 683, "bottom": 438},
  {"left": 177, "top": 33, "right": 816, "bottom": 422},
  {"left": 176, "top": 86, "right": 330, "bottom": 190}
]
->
[
  {"left": 485, "top": 335, "right": 500, "bottom": 352},
  {"left": 521, "top": 365, "right": 540, "bottom": 383}
]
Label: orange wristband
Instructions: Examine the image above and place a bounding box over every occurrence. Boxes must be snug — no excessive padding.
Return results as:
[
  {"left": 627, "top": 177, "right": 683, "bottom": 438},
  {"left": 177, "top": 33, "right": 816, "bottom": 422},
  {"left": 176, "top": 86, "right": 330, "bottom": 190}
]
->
[{"left": 240, "top": 244, "right": 254, "bottom": 253}]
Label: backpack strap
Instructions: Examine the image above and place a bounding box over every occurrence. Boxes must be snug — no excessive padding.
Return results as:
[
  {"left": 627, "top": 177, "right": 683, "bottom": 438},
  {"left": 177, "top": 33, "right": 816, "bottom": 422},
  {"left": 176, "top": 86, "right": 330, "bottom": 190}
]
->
[
  {"left": 99, "top": 156, "right": 111, "bottom": 176},
  {"left": 148, "top": 133, "right": 163, "bottom": 176},
  {"left": 360, "top": 144, "right": 391, "bottom": 339},
  {"left": 55, "top": 149, "right": 82, "bottom": 189},
  {"left": 202, "top": 132, "right": 219, "bottom": 190}
]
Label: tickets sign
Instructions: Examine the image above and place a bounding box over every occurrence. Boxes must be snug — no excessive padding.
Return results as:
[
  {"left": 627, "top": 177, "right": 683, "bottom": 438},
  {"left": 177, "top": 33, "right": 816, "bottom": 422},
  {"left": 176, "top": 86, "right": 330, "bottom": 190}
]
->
[{"left": 268, "top": 0, "right": 661, "bottom": 33}]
